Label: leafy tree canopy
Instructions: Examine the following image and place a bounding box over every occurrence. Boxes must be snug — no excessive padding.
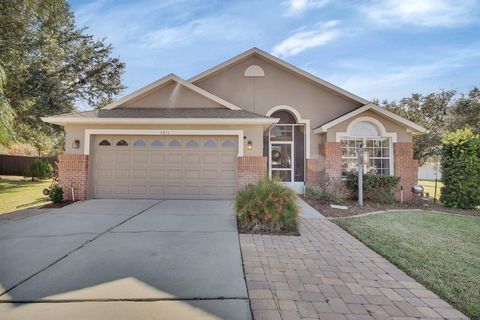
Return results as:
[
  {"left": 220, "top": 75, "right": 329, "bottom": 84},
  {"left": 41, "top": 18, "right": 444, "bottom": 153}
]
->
[
  {"left": 376, "top": 87, "right": 480, "bottom": 164},
  {"left": 0, "top": 0, "right": 125, "bottom": 156}
]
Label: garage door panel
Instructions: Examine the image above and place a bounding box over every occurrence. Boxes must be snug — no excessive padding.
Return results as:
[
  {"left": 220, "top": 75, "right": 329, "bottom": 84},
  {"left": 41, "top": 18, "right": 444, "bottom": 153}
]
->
[
  {"left": 150, "top": 154, "right": 166, "bottom": 163},
  {"left": 185, "top": 154, "right": 201, "bottom": 164},
  {"left": 150, "top": 169, "right": 165, "bottom": 179},
  {"left": 203, "top": 154, "right": 218, "bottom": 164},
  {"left": 166, "top": 168, "right": 183, "bottom": 179},
  {"left": 221, "top": 169, "right": 235, "bottom": 179},
  {"left": 132, "top": 153, "right": 148, "bottom": 163},
  {"left": 114, "top": 153, "right": 131, "bottom": 164},
  {"left": 93, "top": 135, "right": 236, "bottom": 199},
  {"left": 113, "top": 169, "right": 130, "bottom": 179},
  {"left": 132, "top": 169, "right": 148, "bottom": 179},
  {"left": 167, "top": 154, "right": 183, "bottom": 164},
  {"left": 111, "top": 185, "right": 130, "bottom": 195},
  {"left": 131, "top": 185, "right": 148, "bottom": 195},
  {"left": 185, "top": 169, "right": 201, "bottom": 179}
]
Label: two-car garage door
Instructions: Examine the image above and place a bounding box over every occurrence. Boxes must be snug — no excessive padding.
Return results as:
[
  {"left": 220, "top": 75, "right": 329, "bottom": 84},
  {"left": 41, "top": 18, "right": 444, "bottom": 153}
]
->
[{"left": 92, "top": 135, "right": 237, "bottom": 199}]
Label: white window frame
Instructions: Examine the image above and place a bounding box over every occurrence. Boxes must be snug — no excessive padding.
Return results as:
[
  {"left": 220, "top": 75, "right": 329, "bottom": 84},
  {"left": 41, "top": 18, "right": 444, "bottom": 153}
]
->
[
  {"left": 336, "top": 116, "right": 397, "bottom": 178},
  {"left": 340, "top": 137, "right": 394, "bottom": 177}
]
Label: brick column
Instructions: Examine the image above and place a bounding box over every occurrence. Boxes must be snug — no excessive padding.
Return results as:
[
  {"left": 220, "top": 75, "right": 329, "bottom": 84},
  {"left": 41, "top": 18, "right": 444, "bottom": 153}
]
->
[
  {"left": 237, "top": 156, "right": 267, "bottom": 190},
  {"left": 319, "top": 142, "right": 342, "bottom": 185},
  {"left": 58, "top": 154, "right": 89, "bottom": 201},
  {"left": 394, "top": 142, "right": 418, "bottom": 201}
]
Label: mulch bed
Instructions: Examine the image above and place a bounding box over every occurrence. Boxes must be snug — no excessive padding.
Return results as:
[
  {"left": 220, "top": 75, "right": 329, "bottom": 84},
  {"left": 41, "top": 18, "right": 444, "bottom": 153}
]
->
[
  {"left": 41, "top": 200, "right": 78, "bottom": 209},
  {"left": 301, "top": 196, "right": 480, "bottom": 218}
]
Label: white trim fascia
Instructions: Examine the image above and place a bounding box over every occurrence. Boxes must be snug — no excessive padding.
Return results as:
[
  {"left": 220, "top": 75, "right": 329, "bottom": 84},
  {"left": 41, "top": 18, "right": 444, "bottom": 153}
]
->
[
  {"left": 314, "top": 103, "right": 427, "bottom": 134},
  {"left": 189, "top": 47, "right": 370, "bottom": 105},
  {"left": 102, "top": 74, "right": 242, "bottom": 110},
  {"left": 266, "top": 105, "right": 311, "bottom": 159},
  {"left": 42, "top": 117, "right": 278, "bottom": 126},
  {"left": 84, "top": 129, "right": 244, "bottom": 157}
]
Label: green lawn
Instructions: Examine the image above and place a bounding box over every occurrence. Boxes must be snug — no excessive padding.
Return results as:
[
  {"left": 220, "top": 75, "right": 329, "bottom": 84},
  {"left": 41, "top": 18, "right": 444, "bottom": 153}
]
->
[
  {"left": 419, "top": 179, "right": 443, "bottom": 200},
  {"left": 0, "top": 176, "right": 51, "bottom": 214},
  {"left": 336, "top": 211, "right": 480, "bottom": 320}
]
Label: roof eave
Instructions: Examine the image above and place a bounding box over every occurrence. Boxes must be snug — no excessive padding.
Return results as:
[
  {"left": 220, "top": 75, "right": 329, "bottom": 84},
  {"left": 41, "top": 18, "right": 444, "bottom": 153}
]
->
[
  {"left": 41, "top": 117, "right": 279, "bottom": 126},
  {"left": 312, "top": 104, "right": 427, "bottom": 135}
]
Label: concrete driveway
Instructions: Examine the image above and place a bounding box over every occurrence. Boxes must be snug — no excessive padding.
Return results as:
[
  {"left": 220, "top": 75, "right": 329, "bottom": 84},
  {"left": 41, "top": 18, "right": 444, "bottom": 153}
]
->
[{"left": 0, "top": 199, "right": 250, "bottom": 319}]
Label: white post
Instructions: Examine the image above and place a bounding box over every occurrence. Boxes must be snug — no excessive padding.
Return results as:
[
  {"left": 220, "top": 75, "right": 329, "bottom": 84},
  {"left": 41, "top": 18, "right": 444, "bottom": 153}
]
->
[{"left": 358, "top": 145, "right": 364, "bottom": 207}]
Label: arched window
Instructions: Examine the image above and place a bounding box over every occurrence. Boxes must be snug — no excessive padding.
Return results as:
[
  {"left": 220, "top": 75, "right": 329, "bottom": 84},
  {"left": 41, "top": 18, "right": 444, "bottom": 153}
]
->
[
  {"left": 169, "top": 139, "right": 181, "bottom": 147},
  {"left": 204, "top": 140, "right": 217, "bottom": 148},
  {"left": 134, "top": 140, "right": 146, "bottom": 147},
  {"left": 186, "top": 139, "right": 199, "bottom": 147},
  {"left": 270, "top": 110, "right": 297, "bottom": 124},
  {"left": 151, "top": 139, "right": 163, "bottom": 147},
  {"left": 116, "top": 139, "right": 128, "bottom": 146},
  {"left": 222, "top": 140, "right": 235, "bottom": 148},
  {"left": 98, "top": 139, "right": 111, "bottom": 146},
  {"left": 349, "top": 121, "right": 380, "bottom": 136}
]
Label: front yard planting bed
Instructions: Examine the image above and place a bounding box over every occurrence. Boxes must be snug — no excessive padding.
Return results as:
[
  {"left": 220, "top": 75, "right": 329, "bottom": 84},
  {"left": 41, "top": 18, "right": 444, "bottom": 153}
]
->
[
  {"left": 335, "top": 211, "right": 480, "bottom": 320},
  {"left": 236, "top": 179, "right": 300, "bottom": 235},
  {"left": 302, "top": 196, "right": 480, "bottom": 218}
]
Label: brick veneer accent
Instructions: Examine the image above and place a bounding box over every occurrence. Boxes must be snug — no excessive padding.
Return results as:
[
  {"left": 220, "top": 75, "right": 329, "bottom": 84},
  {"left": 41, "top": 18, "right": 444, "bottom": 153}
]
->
[
  {"left": 58, "top": 154, "right": 89, "bottom": 201},
  {"left": 319, "top": 142, "right": 342, "bottom": 185},
  {"left": 237, "top": 156, "right": 267, "bottom": 190},
  {"left": 394, "top": 142, "right": 418, "bottom": 200}
]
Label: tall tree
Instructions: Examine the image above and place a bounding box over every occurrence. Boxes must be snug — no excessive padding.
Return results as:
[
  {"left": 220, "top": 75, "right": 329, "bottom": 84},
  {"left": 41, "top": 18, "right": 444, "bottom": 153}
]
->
[
  {"left": 447, "top": 87, "right": 480, "bottom": 134},
  {"left": 0, "top": 0, "right": 125, "bottom": 154},
  {"left": 378, "top": 90, "right": 456, "bottom": 164}
]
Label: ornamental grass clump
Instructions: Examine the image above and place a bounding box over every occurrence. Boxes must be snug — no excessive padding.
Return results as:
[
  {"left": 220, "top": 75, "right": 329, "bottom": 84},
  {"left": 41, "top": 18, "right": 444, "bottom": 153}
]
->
[{"left": 235, "top": 179, "right": 299, "bottom": 234}]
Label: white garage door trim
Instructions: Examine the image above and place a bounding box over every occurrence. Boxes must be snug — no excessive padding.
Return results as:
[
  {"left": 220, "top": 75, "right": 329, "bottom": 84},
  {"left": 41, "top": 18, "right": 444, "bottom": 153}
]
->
[{"left": 84, "top": 129, "right": 244, "bottom": 156}]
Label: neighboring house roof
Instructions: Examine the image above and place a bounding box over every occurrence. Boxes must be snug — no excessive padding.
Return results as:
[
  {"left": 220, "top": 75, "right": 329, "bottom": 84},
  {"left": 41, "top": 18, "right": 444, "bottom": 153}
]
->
[
  {"left": 189, "top": 47, "right": 370, "bottom": 105},
  {"left": 102, "top": 74, "right": 242, "bottom": 110},
  {"left": 42, "top": 108, "right": 278, "bottom": 125},
  {"left": 313, "top": 103, "right": 427, "bottom": 134}
]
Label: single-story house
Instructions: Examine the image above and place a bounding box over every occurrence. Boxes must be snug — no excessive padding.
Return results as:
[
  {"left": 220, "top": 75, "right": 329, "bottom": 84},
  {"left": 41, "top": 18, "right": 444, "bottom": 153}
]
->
[{"left": 42, "top": 47, "right": 426, "bottom": 201}]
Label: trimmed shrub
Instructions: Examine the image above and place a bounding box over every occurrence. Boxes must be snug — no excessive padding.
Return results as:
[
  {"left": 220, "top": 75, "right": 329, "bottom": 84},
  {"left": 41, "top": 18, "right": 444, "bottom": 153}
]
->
[
  {"left": 346, "top": 173, "right": 400, "bottom": 204},
  {"left": 49, "top": 185, "right": 63, "bottom": 203},
  {"left": 440, "top": 128, "right": 480, "bottom": 209},
  {"left": 24, "top": 159, "right": 53, "bottom": 180},
  {"left": 235, "top": 179, "right": 299, "bottom": 234},
  {"left": 305, "top": 180, "right": 350, "bottom": 205}
]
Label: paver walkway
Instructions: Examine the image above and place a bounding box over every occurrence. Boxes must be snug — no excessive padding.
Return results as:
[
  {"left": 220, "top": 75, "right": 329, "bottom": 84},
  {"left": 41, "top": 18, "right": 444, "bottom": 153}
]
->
[{"left": 240, "top": 200, "right": 469, "bottom": 320}]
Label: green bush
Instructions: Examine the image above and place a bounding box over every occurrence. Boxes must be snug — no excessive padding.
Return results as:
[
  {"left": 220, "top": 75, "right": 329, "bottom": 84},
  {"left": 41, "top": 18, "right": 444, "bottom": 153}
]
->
[
  {"left": 235, "top": 179, "right": 299, "bottom": 234},
  {"left": 49, "top": 185, "right": 63, "bottom": 203},
  {"left": 305, "top": 180, "right": 349, "bottom": 205},
  {"left": 346, "top": 173, "right": 400, "bottom": 204},
  {"left": 440, "top": 128, "right": 480, "bottom": 209},
  {"left": 24, "top": 159, "right": 53, "bottom": 180}
]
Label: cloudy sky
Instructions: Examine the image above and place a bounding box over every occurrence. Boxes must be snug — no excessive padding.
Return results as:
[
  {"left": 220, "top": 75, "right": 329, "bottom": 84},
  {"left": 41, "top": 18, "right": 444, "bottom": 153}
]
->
[{"left": 70, "top": 0, "right": 480, "bottom": 102}]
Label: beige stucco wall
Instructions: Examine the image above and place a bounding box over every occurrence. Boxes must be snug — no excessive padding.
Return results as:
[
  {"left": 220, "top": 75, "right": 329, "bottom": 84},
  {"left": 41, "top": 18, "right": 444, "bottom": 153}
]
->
[
  {"left": 65, "top": 123, "right": 265, "bottom": 156},
  {"left": 121, "top": 81, "right": 223, "bottom": 108},
  {"left": 193, "top": 54, "right": 364, "bottom": 158},
  {"left": 324, "top": 110, "right": 413, "bottom": 142}
]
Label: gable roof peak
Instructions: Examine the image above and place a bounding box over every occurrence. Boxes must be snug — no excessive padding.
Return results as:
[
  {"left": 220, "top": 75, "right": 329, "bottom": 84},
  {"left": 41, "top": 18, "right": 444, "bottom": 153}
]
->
[
  {"left": 189, "top": 47, "right": 370, "bottom": 105},
  {"left": 102, "top": 73, "right": 241, "bottom": 110}
]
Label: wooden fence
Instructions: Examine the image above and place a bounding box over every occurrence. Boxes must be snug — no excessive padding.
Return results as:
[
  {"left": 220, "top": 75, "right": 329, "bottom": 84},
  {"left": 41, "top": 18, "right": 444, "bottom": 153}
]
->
[{"left": 0, "top": 155, "right": 58, "bottom": 176}]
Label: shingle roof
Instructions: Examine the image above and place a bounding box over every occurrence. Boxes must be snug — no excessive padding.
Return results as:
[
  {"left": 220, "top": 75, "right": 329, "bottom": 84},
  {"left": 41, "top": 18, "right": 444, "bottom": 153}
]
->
[{"left": 50, "top": 108, "right": 271, "bottom": 119}]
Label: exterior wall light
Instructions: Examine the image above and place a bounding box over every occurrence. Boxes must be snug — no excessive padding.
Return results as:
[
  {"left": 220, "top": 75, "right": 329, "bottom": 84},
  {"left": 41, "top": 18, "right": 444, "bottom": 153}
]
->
[
  {"left": 247, "top": 140, "right": 253, "bottom": 150},
  {"left": 72, "top": 139, "right": 80, "bottom": 149}
]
